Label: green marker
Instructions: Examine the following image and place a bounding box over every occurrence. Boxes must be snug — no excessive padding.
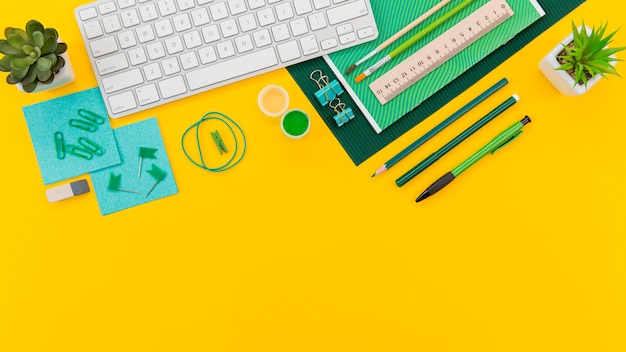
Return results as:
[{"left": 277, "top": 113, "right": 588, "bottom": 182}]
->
[{"left": 416, "top": 116, "right": 531, "bottom": 203}]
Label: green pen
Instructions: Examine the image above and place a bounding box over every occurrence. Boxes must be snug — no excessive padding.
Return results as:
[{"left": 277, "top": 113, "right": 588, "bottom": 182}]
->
[{"left": 416, "top": 116, "right": 531, "bottom": 203}]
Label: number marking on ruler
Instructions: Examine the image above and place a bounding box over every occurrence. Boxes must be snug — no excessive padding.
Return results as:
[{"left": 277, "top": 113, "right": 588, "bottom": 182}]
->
[{"left": 369, "top": 0, "right": 514, "bottom": 105}]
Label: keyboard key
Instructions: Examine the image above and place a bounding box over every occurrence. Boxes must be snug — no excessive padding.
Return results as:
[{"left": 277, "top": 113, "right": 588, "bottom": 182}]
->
[
  {"left": 271, "top": 23, "right": 290, "bottom": 42},
  {"left": 289, "top": 18, "right": 308, "bottom": 36},
  {"left": 139, "top": 3, "right": 159, "bottom": 22},
  {"left": 313, "top": 0, "right": 330, "bottom": 9},
  {"left": 158, "top": 75, "right": 188, "bottom": 98},
  {"left": 128, "top": 47, "right": 148, "bottom": 65},
  {"left": 102, "top": 68, "right": 144, "bottom": 93},
  {"left": 234, "top": 34, "right": 254, "bottom": 53},
  {"left": 276, "top": 40, "right": 301, "bottom": 62},
  {"left": 300, "top": 34, "right": 319, "bottom": 55},
  {"left": 108, "top": 91, "right": 138, "bottom": 114},
  {"left": 308, "top": 13, "right": 327, "bottom": 31},
  {"left": 183, "top": 30, "right": 203, "bottom": 49},
  {"left": 136, "top": 25, "right": 156, "bottom": 43},
  {"left": 162, "top": 57, "right": 181, "bottom": 75},
  {"left": 247, "top": 0, "right": 265, "bottom": 10},
  {"left": 136, "top": 84, "right": 160, "bottom": 105},
  {"left": 90, "top": 36, "right": 118, "bottom": 57},
  {"left": 118, "top": 31, "right": 137, "bottom": 49},
  {"left": 147, "top": 42, "right": 166, "bottom": 60},
  {"left": 198, "top": 46, "right": 217, "bottom": 64},
  {"left": 357, "top": 26, "right": 375, "bottom": 39},
  {"left": 118, "top": 0, "right": 136, "bottom": 9},
  {"left": 79, "top": 7, "right": 98, "bottom": 21},
  {"left": 210, "top": 2, "right": 229, "bottom": 21},
  {"left": 177, "top": 0, "right": 196, "bottom": 11},
  {"left": 180, "top": 52, "right": 199, "bottom": 69},
  {"left": 327, "top": 0, "right": 367, "bottom": 25},
  {"left": 186, "top": 47, "right": 278, "bottom": 90},
  {"left": 228, "top": 0, "right": 247, "bottom": 15},
  {"left": 252, "top": 28, "right": 272, "bottom": 47},
  {"left": 155, "top": 19, "right": 174, "bottom": 38},
  {"left": 220, "top": 19, "right": 239, "bottom": 37},
  {"left": 157, "top": 0, "right": 177, "bottom": 16},
  {"left": 99, "top": 1, "right": 117, "bottom": 15},
  {"left": 173, "top": 13, "right": 192, "bottom": 32},
  {"left": 202, "top": 25, "right": 221, "bottom": 43},
  {"left": 293, "top": 0, "right": 313, "bottom": 15},
  {"left": 276, "top": 3, "right": 294, "bottom": 21},
  {"left": 239, "top": 13, "right": 258, "bottom": 32},
  {"left": 96, "top": 53, "right": 130, "bottom": 75},
  {"left": 320, "top": 37, "right": 337, "bottom": 50},
  {"left": 339, "top": 32, "right": 355, "bottom": 45},
  {"left": 191, "top": 8, "right": 211, "bottom": 26},
  {"left": 102, "top": 15, "right": 123, "bottom": 33},
  {"left": 165, "top": 36, "right": 185, "bottom": 54},
  {"left": 84, "top": 21, "right": 104, "bottom": 39},
  {"left": 120, "top": 9, "right": 141, "bottom": 27},
  {"left": 216, "top": 40, "right": 236, "bottom": 58},
  {"left": 257, "top": 8, "right": 276, "bottom": 26},
  {"left": 143, "top": 62, "right": 163, "bottom": 80}
]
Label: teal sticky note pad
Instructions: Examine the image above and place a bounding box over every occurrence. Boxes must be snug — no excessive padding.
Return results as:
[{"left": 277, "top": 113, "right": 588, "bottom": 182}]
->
[
  {"left": 23, "top": 88, "right": 121, "bottom": 185},
  {"left": 90, "top": 117, "right": 178, "bottom": 215}
]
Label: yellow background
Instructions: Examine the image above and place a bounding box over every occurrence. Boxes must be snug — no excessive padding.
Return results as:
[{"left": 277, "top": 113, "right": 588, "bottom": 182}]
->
[{"left": 1, "top": 0, "right": 625, "bottom": 351}]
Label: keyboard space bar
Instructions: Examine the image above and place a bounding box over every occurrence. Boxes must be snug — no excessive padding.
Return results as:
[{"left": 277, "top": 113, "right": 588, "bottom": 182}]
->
[{"left": 186, "top": 47, "right": 279, "bottom": 91}]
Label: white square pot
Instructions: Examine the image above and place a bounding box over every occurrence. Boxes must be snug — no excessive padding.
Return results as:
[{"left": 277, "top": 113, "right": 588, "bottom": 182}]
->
[
  {"left": 17, "top": 51, "right": 75, "bottom": 93},
  {"left": 539, "top": 26, "right": 614, "bottom": 96}
]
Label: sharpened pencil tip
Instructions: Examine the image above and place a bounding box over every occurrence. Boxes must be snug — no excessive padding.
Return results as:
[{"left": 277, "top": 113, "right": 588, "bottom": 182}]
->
[
  {"left": 346, "top": 64, "right": 356, "bottom": 75},
  {"left": 354, "top": 73, "right": 366, "bottom": 83},
  {"left": 371, "top": 173, "right": 376, "bottom": 178}
]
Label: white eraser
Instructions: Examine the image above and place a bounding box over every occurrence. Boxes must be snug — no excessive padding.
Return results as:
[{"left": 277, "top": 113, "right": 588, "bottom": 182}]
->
[{"left": 46, "top": 179, "right": 90, "bottom": 202}]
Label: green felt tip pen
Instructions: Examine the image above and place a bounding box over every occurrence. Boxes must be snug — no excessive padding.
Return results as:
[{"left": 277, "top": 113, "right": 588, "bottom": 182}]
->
[{"left": 416, "top": 116, "right": 531, "bottom": 203}]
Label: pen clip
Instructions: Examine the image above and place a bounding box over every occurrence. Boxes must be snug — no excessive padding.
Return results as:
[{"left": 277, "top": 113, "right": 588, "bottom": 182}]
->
[{"left": 491, "top": 130, "right": 523, "bottom": 154}]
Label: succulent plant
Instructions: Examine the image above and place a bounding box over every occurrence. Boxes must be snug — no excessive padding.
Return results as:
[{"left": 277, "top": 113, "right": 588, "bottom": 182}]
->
[
  {"left": 556, "top": 20, "right": 626, "bottom": 88},
  {"left": 0, "top": 20, "right": 68, "bottom": 93}
]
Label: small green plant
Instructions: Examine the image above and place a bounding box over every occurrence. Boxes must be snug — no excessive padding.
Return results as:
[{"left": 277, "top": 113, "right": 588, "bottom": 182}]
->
[
  {"left": 0, "top": 20, "right": 68, "bottom": 93},
  {"left": 557, "top": 20, "right": 626, "bottom": 88}
]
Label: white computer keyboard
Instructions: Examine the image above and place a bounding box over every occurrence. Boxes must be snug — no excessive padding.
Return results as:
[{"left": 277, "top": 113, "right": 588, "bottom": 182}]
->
[{"left": 74, "top": 0, "right": 379, "bottom": 118}]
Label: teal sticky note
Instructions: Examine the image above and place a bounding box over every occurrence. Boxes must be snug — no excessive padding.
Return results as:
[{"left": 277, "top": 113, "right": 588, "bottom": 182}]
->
[
  {"left": 90, "top": 117, "right": 178, "bottom": 215},
  {"left": 23, "top": 88, "right": 121, "bottom": 185}
]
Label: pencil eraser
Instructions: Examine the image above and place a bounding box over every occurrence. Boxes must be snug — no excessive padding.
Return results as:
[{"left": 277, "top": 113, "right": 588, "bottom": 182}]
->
[
  {"left": 46, "top": 179, "right": 90, "bottom": 202},
  {"left": 512, "top": 94, "right": 520, "bottom": 102}
]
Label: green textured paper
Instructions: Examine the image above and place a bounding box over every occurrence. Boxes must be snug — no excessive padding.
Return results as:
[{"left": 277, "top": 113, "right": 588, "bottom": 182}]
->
[
  {"left": 328, "top": 0, "right": 544, "bottom": 133},
  {"left": 286, "top": 0, "right": 585, "bottom": 165}
]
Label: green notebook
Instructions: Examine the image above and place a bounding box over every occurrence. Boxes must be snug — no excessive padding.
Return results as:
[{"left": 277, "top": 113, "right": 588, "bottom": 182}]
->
[
  {"left": 328, "top": 0, "right": 545, "bottom": 133},
  {"left": 286, "top": 0, "right": 585, "bottom": 165}
]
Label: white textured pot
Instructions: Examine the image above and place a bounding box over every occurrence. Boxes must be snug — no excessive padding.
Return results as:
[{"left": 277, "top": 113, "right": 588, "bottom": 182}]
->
[
  {"left": 539, "top": 26, "right": 615, "bottom": 96},
  {"left": 17, "top": 51, "right": 75, "bottom": 93}
]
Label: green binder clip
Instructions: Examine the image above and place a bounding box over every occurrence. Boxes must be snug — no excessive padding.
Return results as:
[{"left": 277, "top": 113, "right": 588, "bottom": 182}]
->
[{"left": 211, "top": 130, "right": 228, "bottom": 155}]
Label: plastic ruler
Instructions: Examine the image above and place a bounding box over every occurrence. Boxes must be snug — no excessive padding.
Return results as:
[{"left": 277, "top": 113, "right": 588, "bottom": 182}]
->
[{"left": 369, "top": 0, "right": 514, "bottom": 105}]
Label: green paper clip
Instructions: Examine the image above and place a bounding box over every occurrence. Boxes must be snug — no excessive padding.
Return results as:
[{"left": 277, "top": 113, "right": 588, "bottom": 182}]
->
[
  {"left": 69, "top": 118, "right": 97, "bottom": 132},
  {"left": 78, "top": 137, "right": 105, "bottom": 156},
  {"left": 65, "top": 144, "right": 94, "bottom": 160},
  {"left": 211, "top": 130, "right": 228, "bottom": 155},
  {"left": 77, "top": 108, "right": 106, "bottom": 125},
  {"left": 54, "top": 131, "right": 65, "bottom": 160}
]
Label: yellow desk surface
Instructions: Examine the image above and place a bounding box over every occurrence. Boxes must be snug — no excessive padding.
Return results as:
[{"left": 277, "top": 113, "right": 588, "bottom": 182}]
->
[{"left": 2, "top": 1, "right": 625, "bottom": 351}]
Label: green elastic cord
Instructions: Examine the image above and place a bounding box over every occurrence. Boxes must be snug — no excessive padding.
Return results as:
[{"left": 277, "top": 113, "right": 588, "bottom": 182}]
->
[{"left": 181, "top": 111, "right": 246, "bottom": 172}]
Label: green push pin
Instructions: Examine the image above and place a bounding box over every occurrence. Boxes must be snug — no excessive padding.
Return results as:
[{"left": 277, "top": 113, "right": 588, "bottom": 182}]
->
[
  {"left": 145, "top": 164, "right": 167, "bottom": 199},
  {"left": 138, "top": 147, "right": 158, "bottom": 179},
  {"left": 107, "top": 173, "right": 141, "bottom": 194}
]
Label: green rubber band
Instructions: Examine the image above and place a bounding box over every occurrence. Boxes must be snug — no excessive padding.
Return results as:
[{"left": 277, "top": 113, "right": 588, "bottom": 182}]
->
[{"left": 181, "top": 111, "right": 246, "bottom": 172}]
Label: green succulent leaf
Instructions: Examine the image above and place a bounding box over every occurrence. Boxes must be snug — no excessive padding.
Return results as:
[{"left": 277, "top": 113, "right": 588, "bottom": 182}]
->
[
  {"left": 25, "top": 20, "right": 44, "bottom": 40},
  {"left": 0, "top": 55, "right": 11, "bottom": 72},
  {"left": 32, "top": 31, "right": 45, "bottom": 49},
  {"left": 23, "top": 55, "right": 36, "bottom": 65},
  {"left": 22, "top": 80, "right": 38, "bottom": 92},
  {"left": 22, "top": 65, "right": 37, "bottom": 85},
  {"left": 52, "top": 55, "right": 65, "bottom": 72},
  {"left": 36, "top": 68, "right": 52, "bottom": 82},
  {"left": 36, "top": 56, "right": 52, "bottom": 71},
  {"left": 10, "top": 65, "right": 29, "bottom": 81},
  {"left": 7, "top": 33, "right": 26, "bottom": 50},
  {"left": 10, "top": 57, "right": 30, "bottom": 70},
  {"left": 55, "top": 42, "right": 68, "bottom": 55},
  {"left": 7, "top": 28, "right": 31, "bottom": 45},
  {"left": 40, "top": 36, "right": 58, "bottom": 55},
  {"left": 7, "top": 73, "right": 20, "bottom": 84},
  {"left": 43, "top": 28, "right": 59, "bottom": 41}
]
